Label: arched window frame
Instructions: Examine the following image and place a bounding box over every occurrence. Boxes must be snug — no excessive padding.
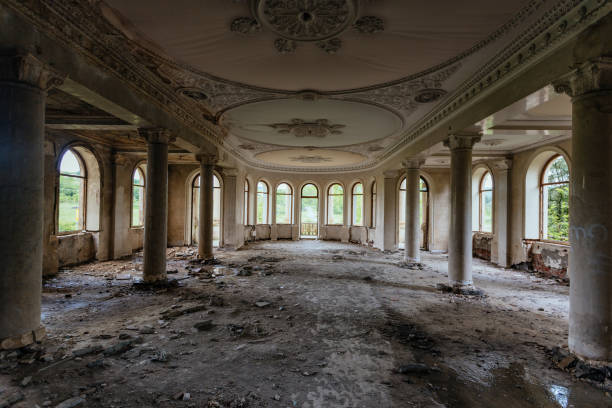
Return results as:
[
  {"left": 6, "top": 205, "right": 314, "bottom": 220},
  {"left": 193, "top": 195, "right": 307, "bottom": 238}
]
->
[
  {"left": 244, "top": 179, "right": 249, "bottom": 225},
  {"left": 539, "top": 154, "right": 570, "bottom": 242},
  {"left": 131, "top": 165, "right": 146, "bottom": 228},
  {"left": 371, "top": 181, "right": 377, "bottom": 228},
  {"left": 351, "top": 182, "right": 364, "bottom": 226},
  {"left": 256, "top": 180, "right": 270, "bottom": 224},
  {"left": 300, "top": 183, "right": 319, "bottom": 238},
  {"left": 326, "top": 183, "right": 344, "bottom": 225},
  {"left": 57, "top": 148, "right": 87, "bottom": 234},
  {"left": 275, "top": 182, "right": 293, "bottom": 224},
  {"left": 478, "top": 171, "right": 493, "bottom": 233}
]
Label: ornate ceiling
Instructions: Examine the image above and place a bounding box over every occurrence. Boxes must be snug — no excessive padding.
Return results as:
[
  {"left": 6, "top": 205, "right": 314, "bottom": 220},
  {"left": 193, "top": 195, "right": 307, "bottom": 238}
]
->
[{"left": 5, "top": 0, "right": 606, "bottom": 172}]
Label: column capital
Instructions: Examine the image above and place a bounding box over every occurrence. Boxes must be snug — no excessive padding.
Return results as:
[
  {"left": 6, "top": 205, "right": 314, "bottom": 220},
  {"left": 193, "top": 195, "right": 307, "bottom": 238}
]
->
[
  {"left": 444, "top": 133, "right": 482, "bottom": 150},
  {"left": 490, "top": 158, "right": 513, "bottom": 171},
  {"left": 553, "top": 57, "right": 612, "bottom": 98},
  {"left": 402, "top": 158, "right": 425, "bottom": 170},
  {"left": 196, "top": 152, "right": 218, "bottom": 165},
  {"left": 221, "top": 167, "right": 239, "bottom": 177},
  {"left": 0, "top": 53, "right": 64, "bottom": 91},
  {"left": 383, "top": 169, "right": 399, "bottom": 178},
  {"left": 138, "top": 127, "right": 175, "bottom": 144}
]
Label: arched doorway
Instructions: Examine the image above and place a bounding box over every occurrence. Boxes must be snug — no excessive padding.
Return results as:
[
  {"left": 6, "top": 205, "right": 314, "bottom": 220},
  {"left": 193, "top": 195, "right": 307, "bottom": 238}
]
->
[
  {"left": 191, "top": 174, "right": 221, "bottom": 247},
  {"left": 300, "top": 184, "right": 319, "bottom": 238},
  {"left": 398, "top": 176, "right": 429, "bottom": 250}
]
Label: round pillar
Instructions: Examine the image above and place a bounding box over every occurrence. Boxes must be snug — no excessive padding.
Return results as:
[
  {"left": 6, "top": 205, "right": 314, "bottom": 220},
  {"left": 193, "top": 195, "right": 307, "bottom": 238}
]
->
[
  {"left": 444, "top": 134, "right": 480, "bottom": 289},
  {"left": 404, "top": 160, "right": 424, "bottom": 263},
  {"left": 558, "top": 58, "right": 612, "bottom": 360},
  {"left": 0, "top": 54, "right": 62, "bottom": 349},
  {"left": 140, "top": 128, "right": 173, "bottom": 283},
  {"left": 198, "top": 154, "right": 216, "bottom": 260}
]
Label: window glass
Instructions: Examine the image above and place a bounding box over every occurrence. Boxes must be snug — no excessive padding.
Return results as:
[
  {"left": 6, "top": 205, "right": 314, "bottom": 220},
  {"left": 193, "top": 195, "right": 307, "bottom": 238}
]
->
[
  {"left": 327, "top": 184, "right": 344, "bottom": 225},
  {"left": 58, "top": 149, "right": 85, "bottom": 232},
  {"left": 257, "top": 181, "right": 269, "bottom": 224},
  {"left": 131, "top": 167, "right": 145, "bottom": 227},
  {"left": 352, "top": 183, "right": 363, "bottom": 226},
  {"left": 480, "top": 172, "right": 493, "bottom": 233},
  {"left": 542, "top": 156, "right": 569, "bottom": 241},
  {"left": 276, "top": 183, "right": 293, "bottom": 224}
]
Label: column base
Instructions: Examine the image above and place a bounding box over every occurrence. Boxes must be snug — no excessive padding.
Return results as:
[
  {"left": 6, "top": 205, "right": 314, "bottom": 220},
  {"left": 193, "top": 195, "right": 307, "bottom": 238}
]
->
[
  {"left": 437, "top": 282, "right": 485, "bottom": 297},
  {"left": 1, "top": 326, "right": 45, "bottom": 350},
  {"left": 403, "top": 255, "right": 421, "bottom": 263},
  {"left": 142, "top": 274, "right": 168, "bottom": 284}
]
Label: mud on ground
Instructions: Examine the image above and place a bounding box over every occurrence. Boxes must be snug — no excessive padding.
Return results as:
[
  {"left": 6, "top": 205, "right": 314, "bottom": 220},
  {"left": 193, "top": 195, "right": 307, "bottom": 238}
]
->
[{"left": 0, "top": 241, "right": 610, "bottom": 407}]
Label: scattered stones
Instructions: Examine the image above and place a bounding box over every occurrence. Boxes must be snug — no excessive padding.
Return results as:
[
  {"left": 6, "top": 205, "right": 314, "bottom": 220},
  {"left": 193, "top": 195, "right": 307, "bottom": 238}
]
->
[
  {"left": 193, "top": 320, "right": 215, "bottom": 332},
  {"left": 72, "top": 345, "right": 103, "bottom": 357},
  {"left": 397, "top": 363, "right": 431, "bottom": 375},
  {"left": 20, "top": 376, "right": 32, "bottom": 387},
  {"left": 103, "top": 340, "right": 133, "bottom": 356},
  {"left": 234, "top": 268, "right": 252, "bottom": 277},
  {"left": 436, "top": 283, "right": 486, "bottom": 297},
  {"left": 167, "top": 269, "right": 178, "bottom": 275},
  {"left": 161, "top": 304, "right": 207, "bottom": 320},
  {"left": 255, "top": 301, "right": 271, "bottom": 308},
  {"left": 152, "top": 350, "right": 169, "bottom": 362},
  {"left": 138, "top": 325, "right": 155, "bottom": 335},
  {"left": 54, "top": 396, "right": 85, "bottom": 408},
  {"left": 0, "top": 391, "right": 24, "bottom": 408},
  {"left": 86, "top": 358, "right": 106, "bottom": 369}
]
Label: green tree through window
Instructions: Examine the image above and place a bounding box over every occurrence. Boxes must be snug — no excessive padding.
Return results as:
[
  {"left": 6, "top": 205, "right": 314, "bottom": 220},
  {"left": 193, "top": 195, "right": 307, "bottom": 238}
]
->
[
  {"left": 58, "top": 149, "right": 85, "bottom": 232},
  {"left": 327, "top": 184, "right": 344, "bottom": 225},
  {"left": 541, "top": 156, "right": 569, "bottom": 241}
]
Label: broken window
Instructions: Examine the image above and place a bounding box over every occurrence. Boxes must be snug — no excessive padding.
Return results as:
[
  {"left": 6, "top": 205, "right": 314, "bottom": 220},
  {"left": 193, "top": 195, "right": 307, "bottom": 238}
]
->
[
  {"left": 131, "top": 166, "right": 145, "bottom": 227},
  {"left": 540, "top": 155, "right": 569, "bottom": 242},
  {"left": 479, "top": 172, "right": 493, "bottom": 233},
  {"left": 257, "top": 181, "right": 269, "bottom": 224},
  {"left": 275, "top": 183, "right": 293, "bottom": 224},
  {"left": 58, "top": 149, "right": 85, "bottom": 233},
  {"left": 327, "top": 183, "right": 344, "bottom": 225},
  {"left": 352, "top": 183, "right": 364, "bottom": 226}
]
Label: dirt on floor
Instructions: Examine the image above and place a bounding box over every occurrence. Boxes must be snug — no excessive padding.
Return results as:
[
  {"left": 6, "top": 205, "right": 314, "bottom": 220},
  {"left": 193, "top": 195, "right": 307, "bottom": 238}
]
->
[{"left": 0, "top": 241, "right": 610, "bottom": 408}]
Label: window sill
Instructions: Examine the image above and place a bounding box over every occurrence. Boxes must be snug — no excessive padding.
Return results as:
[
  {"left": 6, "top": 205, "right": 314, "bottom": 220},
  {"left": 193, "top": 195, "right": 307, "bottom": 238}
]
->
[
  {"left": 130, "top": 226, "right": 144, "bottom": 230},
  {"left": 523, "top": 238, "right": 569, "bottom": 246},
  {"left": 56, "top": 231, "right": 92, "bottom": 238}
]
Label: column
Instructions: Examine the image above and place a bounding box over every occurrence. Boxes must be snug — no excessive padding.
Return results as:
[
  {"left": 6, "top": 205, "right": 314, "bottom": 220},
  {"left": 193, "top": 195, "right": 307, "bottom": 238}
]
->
[
  {"left": 197, "top": 154, "right": 217, "bottom": 259},
  {"left": 0, "top": 54, "right": 63, "bottom": 349},
  {"left": 381, "top": 171, "right": 398, "bottom": 251},
  {"left": 140, "top": 128, "right": 173, "bottom": 283},
  {"left": 555, "top": 58, "right": 612, "bottom": 361},
  {"left": 403, "top": 159, "right": 424, "bottom": 263},
  {"left": 491, "top": 159, "right": 512, "bottom": 268},
  {"left": 444, "top": 133, "right": 481, "bottom": 289},
  {"left": 222, "top": 168, "right": 238, "bottom": 249}
]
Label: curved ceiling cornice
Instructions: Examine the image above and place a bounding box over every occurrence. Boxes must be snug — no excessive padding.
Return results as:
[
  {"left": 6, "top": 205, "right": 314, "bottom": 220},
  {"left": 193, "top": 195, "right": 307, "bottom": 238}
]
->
[{"left": 3, "top": 0, "right": 609, "bottom": 173}]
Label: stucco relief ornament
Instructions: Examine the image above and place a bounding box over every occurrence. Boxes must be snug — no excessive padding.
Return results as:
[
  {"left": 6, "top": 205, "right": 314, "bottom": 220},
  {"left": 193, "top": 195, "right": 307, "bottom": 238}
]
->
[
  {"left": 316, "top": 38, "right": 342, "bottom": 54},
  {"left": 269, "top": 118, "right": 345, "bottom": 138},
  {"left": 353, "top": 16, "right": 384, "bottom": 34},
  {"left": 290, "top": 155, "right": 333, "bottom": 164},
  {"left": 230, "top": 17, "right": 261, "bottom": 34}
]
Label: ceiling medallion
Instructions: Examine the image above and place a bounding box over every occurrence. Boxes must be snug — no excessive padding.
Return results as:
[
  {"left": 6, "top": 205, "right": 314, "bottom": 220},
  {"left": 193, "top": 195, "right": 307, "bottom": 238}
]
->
[
  {"left": 414, "top": 88, "right": 447, "bottom": 104},
  {"left": 269, "top": 118, "right": 346, "bottom": 138},
  {"left": 256, "top": 0, "right": 354, "bottom": 42},
  {"left": 290, "top": 155, "right": 333, "bottom": 164}
]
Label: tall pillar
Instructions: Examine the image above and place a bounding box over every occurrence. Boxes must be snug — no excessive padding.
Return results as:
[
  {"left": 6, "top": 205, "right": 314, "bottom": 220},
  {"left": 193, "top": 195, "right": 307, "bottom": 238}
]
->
[
  {"left": 140, "top": 128, "right": 173, "bottom": 283},
  {"left": 381, "top": 171, "right": 398, "bottom": 251},
  {"left": 403, "top": 159, "right": 424, "bottom": 263},
  {"left": 444, "top": 133, "right": 481, "bottom": 289},
  {"left": 222, "top": 168, "right": 238, "bottom": 249},
  {"left": 0, "top": 53, "right": 63, "bottom": 349},
  {"left": 491, "top": 159, "right": 512, "bottom": 268},
  {"left": 197, "top": 154, "right": 217, "bottom": 259},
  {"left": 555, "top": 58, "right": 612, "bottom": 361}
]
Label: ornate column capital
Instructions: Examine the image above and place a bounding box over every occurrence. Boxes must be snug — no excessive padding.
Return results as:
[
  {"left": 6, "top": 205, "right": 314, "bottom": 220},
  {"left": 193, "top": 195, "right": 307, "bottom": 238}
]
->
[
  {"left": 402, "top": 158, "right": 425, "bottom": 170},
  {"left": 0, "top": 53, "right": 64, "bottom": 91},
  {"left": 221, "top": 167, "right": 238, "bottom": 177},
  {"left": 138, "top": 128, "right": 175, "bottom": 144},
  {"left": 444, "top": 133, "right": 482, "bottom": 150},
  {"left": 491, "top": 158, "right": 513, "bottom": 171},
  {"left": 195, "top": 152, "right": 218, "bottom": 165},
  {"left": 553, "top": 57, "right": 612, "bottom": 98}
]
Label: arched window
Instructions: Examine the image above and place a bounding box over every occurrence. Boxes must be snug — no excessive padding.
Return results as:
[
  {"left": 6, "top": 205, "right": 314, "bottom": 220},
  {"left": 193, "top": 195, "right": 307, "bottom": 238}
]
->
[
  {"left": 276, "top": 183, "right": 293, "bottom": 224},
  {"left": 352, "top": 183, "right": 364, "bottom": 226},
  {"left": 192, "top": 174, "right": 222, "bottom": 246},
  {"left": 301, "top": 184, "right": 319, "bottom": 238},
  {"left": 479, "top": 172, "right": 493, "bottom": 233},
  {"left": 131, "top": 165, "right": 145, "bottom": 227},
  {"left": 540, "top": 155, "right": 569, "bottom": 241},
  {"left": 371, "top": 182, "right": 377, "bottom": 228},
  {"left": 257, "top": 181, "right": 269, "bottom": 224},
  {"left": 244, "top": 180, "right": 249, "bottom": 225},
  {"left": 399, "top": 176, "right": 429, "bottom": 249},
  {"left": 58, "top": 149, "right": 86, "bottom": 232},
  {"left": 327, "top": 183, "right": 344, "bottom": 225}
]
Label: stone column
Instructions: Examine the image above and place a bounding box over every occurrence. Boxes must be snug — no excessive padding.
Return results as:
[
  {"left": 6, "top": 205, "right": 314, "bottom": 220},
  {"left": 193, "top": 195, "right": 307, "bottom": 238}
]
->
[
  {"left": 197, "top": 154, "right": 217, "bottom": 259},
  {"left": 222, "top": 168, "right": 238, "bottom": 249},
  {"left": 140, "top": 128, "right": 174, "bottom": 283},
  {"left": 555, "top": 58, "right": 612, "bottom": 361},
  {"left": 381, "top": 171, "right": 398, "bottom": 251},
  {"left": 444, "top": 133, "right": 481, "bottom": 289},
  {"left": 0, "top": 54, "right": 63, "bottom": 349},
  {"left": 403, "top": 159, "right": 424, "bottom": 263},
  {"left": 491, "top": 159, "right": 512, "bottom": 268}
]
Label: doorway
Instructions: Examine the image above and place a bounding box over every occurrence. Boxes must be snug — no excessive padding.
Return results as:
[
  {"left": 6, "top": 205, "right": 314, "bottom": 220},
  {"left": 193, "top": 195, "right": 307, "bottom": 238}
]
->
[{"left": 300, "top": 183, "right": 319, "bottom": 239}]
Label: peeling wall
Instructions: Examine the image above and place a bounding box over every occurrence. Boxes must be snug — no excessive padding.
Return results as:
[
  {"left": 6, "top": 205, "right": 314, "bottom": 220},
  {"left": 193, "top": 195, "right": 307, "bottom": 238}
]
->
[
  {"left": 521, "top": 241, "right": 569, "bottom": 279},
  {"left": 57, "top": 232, "right": 95, "bottom": 267},
  {"left": 472, "top": 232, "right": 493, "bottom": 261}
]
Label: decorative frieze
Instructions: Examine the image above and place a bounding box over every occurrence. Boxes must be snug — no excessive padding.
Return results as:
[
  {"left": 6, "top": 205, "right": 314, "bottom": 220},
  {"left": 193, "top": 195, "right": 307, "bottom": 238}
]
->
[
  {"left": 0, "top": 53, "right": 64, "bottom": 91},
  {"left": 553, "top": 57, "right": 612, "bottom": 98}
]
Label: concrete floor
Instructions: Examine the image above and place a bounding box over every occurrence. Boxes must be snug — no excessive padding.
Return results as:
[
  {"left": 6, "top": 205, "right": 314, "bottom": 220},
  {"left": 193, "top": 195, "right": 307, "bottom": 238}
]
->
[{"left": 0, "top": 241, "right": 609, "bottom": 407}]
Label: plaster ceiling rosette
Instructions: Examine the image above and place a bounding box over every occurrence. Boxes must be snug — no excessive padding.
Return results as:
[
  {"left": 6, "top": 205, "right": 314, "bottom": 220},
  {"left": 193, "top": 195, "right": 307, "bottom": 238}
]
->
[{"left": 255, "top": 148, "right": 366, "bottom": 167}]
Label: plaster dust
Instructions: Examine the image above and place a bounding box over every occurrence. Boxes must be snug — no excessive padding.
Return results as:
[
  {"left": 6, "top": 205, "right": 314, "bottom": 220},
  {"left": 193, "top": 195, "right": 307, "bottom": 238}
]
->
[{"left": 0, "top": 241, "right": 609, "bottom": 407}]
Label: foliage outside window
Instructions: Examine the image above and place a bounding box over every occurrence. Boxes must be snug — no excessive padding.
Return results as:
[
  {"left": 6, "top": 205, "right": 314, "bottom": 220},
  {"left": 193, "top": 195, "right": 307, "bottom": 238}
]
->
[
  {"left": 541, "top": 156, "right": 569, "bottom": 242},
  {"left": 58, "top": 149, "right": 85, "bottom": 233},
  {"left": 479, "top": 172, "right": 493, "bottom": 233},
  {"left": 257, "top": 181, "right": 269, "bottom": 224},
  {"left": 301, "top": 184, "right": 319, "bottom": 237},
  {"left": 276, "top": 183, "right": 293, "bottom": 224},
  {"left": 352, "top": 183, "right": 364, "bottom": 226},
  {"left": 419, "top": 177, "right": 428, "bottom": 236},
  {"left": 327, "top": 183, "right": 344, "bottom": 225},
  {"left": 131, "top": 167, "right": 145, "bottom": 227},
  {"left": 371, "top": 182, "right": 377, "bottom": 228},
  {"left": 244, "top": 180, "right": 249, "bottom": 225}
]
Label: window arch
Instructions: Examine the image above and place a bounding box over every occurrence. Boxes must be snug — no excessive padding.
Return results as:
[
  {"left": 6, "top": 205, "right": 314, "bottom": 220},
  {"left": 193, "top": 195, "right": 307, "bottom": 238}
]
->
[
  {"left": 351, "top": 182, "right": 364, "bottom": 226},
  {"left": 478, "top": 172, "right": 493, "bottom": 233},
  {"left": 275, "top": 183, "right": 293, "bottom": 224},
  {"left": 398, "top": 176, "right": 429, "bottom": 249},
  {"left": 58, "top": 149, "right": 86, "bottom": 233},
  {"left": 191, "top": 173, "right": 222, "bottom": 246},
  {"left": 244, "top": 180, "right": 249, "bottom": 225},
  {"left": 131, "top": 165, "right": 146, "bottom": 227},
  {"left": 257, "top": 181, "right": 269, "bottom": 224},
  {"left": 301, "top": 183, "right": 319, "bottom": 238},
  {"left": 371, "top": 181, "right": 377, "bottom": 228},
  {"left": 327, "top": 183, "right": 344, "bottom": 225},
  {"left": 540, "top": 155, "right": 569, "bottom": 241}
]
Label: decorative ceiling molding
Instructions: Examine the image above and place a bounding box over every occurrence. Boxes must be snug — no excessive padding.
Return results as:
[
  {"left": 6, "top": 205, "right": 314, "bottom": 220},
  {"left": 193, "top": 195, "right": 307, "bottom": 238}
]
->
[{"left": 269, "top": 119, "right": 346, "bottom": 138}]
